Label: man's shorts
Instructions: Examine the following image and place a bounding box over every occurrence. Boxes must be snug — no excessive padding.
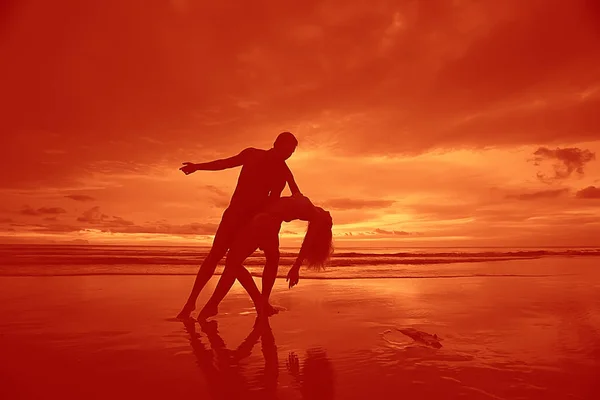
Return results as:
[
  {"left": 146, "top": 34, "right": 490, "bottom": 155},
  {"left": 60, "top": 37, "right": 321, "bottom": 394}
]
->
[{"left": 212, "top": 206, "right": 257, "bottom": 248}]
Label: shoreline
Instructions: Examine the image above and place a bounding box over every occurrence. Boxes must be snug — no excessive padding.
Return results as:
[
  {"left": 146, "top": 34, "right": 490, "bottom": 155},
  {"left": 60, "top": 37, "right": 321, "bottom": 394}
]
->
[{"left": 1, "top": 273, "right": 599, "bottom": 399}]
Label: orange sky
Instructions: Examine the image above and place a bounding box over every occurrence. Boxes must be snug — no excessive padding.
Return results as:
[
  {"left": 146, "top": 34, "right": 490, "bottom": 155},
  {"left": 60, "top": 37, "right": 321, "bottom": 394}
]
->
[{"left": 1, "top": 0, "right": 600, "bottom": 247}]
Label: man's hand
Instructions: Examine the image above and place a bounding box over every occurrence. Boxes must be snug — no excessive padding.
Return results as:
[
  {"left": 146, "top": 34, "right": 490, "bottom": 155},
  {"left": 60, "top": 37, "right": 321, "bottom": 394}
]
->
[
  {"left": 180, "top": 162, "right": 197, "bottom": 175},
  {"left": 286, "top": 267, "right": 300, "bottom": 288}
]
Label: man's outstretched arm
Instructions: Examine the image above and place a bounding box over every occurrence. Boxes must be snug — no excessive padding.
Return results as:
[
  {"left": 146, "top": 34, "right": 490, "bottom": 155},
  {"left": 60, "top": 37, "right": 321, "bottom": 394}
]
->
[{"left": 180, "top": 148, "right": 254, "bottom": 175}]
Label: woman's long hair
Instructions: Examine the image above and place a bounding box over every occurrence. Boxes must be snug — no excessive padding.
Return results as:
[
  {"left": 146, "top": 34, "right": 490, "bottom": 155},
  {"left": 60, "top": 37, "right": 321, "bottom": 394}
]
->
[{"left": 300, "top": 208, "right": 334, "bottom": 270}]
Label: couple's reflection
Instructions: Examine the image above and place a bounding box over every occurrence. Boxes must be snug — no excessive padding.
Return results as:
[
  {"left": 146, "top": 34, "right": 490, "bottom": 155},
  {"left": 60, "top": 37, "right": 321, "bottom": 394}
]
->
[
  {"left": 183, "top": 318, "right": 334, "bottom": 400},
  {"left": 288, "top": 348, "right": 335, "bottom": 400},
  {"left": 183, "top": 317, "right": 278, "bottom": 400}
]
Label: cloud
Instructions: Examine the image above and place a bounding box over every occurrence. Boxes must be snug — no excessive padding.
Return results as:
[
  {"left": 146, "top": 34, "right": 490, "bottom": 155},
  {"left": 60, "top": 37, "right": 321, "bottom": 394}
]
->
[
  {"left": 405, "top": 203, "right": 475, "bottom": 220},
  {"left": 149, "top": 222, "right": 219, "bottom": 235},
  {"left": 576, "top": 186, "right": 600, "bottom": 199},
  {"left": 0, "top": 218, "right": 13, "bottom": 223},
  {"left": 20, "top": 219, "right": 219, "bottom": 236},
  {"left": 78, "top": 221, "right": 219, "bottom": 235},
  {"left": 2, "top": 1, "right": 600, "bottom": 247},
  {"left": 203, "top": 185, "right": 229, "bottom": 197},
  {"left": 77, "top": 206, "right": 134, "bottom": 227},
  {"left": 373, "top": 228, "right": 411, "bottom": 236},
  {"left": 65, "top": 194, "right": 96, "bottom": 202},
  {"left": 19, "top": 207, "right": 40, "bottom": 216},
  {"left": 20, "top": 206, "right": 67, "bottom": 216},
  {"left": 3, "top": 0, "right": 600, "bottom": 192},
  {"left": 531, "top": 147, "right": 596, "bottom": 182},
  {"left": 202, "top": 185, "right": 231, "bottom": 208},
  {"left": 38, "top": 207, "right": 67, "bottom": 215},
  {"left": 431, "top": 1, "right": 599, "bottom": 113},
  {"left": 322, "top": 198, "right": 395, "bottom": 210},
  {"left": 506, "top": 188, "right": 570, "bottom": 201},
  {"left": 339, "top": 228, "right": 419, "bottom": 238},
  {"left": 28, "top": 223, "right": 82, "bottom": 233},
  {"left": 74, "top": 207, "right": 218, "bottom": 235}
]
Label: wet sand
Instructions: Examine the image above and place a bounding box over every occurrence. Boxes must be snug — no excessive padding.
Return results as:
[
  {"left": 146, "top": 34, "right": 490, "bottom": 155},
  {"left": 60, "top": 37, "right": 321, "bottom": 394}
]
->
[{"left": 1, "top": 273, "right": 599, "bottom": 399}]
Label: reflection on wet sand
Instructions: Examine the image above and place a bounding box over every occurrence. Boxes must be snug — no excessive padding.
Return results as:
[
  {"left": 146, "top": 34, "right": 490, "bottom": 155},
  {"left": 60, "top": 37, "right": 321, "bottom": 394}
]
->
[
  {"left": 287, "top": 348, "right": 335, "bottom": 400},
  {"left": 183, "top": 318, "right": 335, "bottom": 400},
  {"left": 183, "top": 317, "right": 276, "bottom": 399}
]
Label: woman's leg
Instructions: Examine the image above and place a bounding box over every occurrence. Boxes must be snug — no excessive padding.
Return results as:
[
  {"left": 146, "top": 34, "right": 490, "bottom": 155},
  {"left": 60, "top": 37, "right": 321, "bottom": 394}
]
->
[
  {"left": 261, "top": 240, "right": 280, "bottom": 307},
  {"left": 232, "top": 266, "right": 264, "bottom": 311},
  {"left": 198, "top": 237, "right": 259, "bottom": 319},
  {"left": 199, "top": 263, "right": 264, "bottom": 319}
]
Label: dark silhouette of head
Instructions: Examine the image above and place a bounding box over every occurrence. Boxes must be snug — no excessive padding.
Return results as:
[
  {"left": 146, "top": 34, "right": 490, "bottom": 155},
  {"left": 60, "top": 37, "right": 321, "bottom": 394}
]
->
[
  {"left": 302, "top": 207, "right": 334, "bottom": 270},
  {"left": 272, "top": 131, "right": 298, "bottom": 160}
]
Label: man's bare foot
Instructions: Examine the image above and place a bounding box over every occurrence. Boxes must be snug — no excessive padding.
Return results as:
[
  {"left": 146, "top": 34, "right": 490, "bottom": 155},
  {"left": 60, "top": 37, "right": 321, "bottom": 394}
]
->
[
  {"left": 197, "top": 303, "right": 218, "bottom": 321},
  {"left": 176, "top": 304, "right": 195, "bottom": 320}
]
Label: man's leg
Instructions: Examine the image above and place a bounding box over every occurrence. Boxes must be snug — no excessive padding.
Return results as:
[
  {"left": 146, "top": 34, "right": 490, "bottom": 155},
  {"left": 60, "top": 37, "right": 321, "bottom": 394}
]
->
[
  {"left": 177, "top": 210, "right": 240, "bottom": 319},
  {"left": 177, "top": 247, "right": 227, "bottom": 317}
]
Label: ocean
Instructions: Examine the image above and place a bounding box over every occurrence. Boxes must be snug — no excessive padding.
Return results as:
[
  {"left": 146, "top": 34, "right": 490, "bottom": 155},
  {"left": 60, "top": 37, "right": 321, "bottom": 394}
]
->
[
  {"left": 2, "top": 244, "right": 600, "bottom": 399},
  {"left": 1, "top": 243, "right": 599, "bottom": 279}
]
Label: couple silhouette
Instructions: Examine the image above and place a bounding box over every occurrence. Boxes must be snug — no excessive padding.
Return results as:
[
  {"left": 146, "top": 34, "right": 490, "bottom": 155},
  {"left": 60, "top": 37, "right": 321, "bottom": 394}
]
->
[{"left": 177, "top": 132, "right": 333, "bottom": 321}]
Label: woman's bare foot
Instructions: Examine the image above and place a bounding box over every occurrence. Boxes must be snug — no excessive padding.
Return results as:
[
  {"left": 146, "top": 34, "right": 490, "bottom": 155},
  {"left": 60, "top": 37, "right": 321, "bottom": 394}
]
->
[
  {"left": 197, "top": 303, "right": 218, "bottom": 321},
  {"left": 176, "top": 304, "right": 195, "bottom": 320},
  {"left": 264, "top": 303, "right": 279, "bottom": 317}
]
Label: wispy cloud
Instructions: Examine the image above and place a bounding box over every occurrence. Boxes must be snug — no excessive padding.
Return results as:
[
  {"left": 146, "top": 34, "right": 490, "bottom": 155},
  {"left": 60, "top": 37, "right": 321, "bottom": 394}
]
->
[
  {"left": 322, "top": 198, "right": 395, "bottom": 210},
  {"left": 531, "top": 147, "right": 596, "bottom": 183},
  {"left": 65, "top": 194, "right": 96, "bottom": 202},
  {"left": 20, "top": 206, "right": 67, "bottom": 216},
  {"left": 506, "top": 188, "right": 570, "bottom": 201},
  {"left": 575, "top": 186, "right": 600, "bottom": 199}
]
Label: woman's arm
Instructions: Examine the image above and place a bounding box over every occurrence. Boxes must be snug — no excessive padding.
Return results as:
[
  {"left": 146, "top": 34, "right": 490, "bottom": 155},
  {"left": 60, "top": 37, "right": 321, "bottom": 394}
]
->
[
  {"left": 286, "top": 246, "right": 306, "bottom": 288},
  {"left": 286, "top": 205, "right": 321, "bottom": 288}
]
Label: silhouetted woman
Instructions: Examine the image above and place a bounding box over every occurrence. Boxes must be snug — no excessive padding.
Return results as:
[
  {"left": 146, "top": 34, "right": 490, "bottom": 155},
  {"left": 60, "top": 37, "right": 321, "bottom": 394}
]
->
[{"left": 198, "top": 194, "right": 333, "bottom": 320}]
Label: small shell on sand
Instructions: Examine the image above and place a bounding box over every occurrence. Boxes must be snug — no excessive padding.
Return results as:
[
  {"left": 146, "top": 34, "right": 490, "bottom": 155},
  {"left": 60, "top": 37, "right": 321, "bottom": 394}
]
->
[{"left": 397, "top": 328, "right": 443, "bottom": 348}]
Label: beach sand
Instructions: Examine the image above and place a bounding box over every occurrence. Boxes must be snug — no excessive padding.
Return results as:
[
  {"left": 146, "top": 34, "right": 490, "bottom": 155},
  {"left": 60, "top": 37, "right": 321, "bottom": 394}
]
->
[{"left": 1, "top": 272, "right": 599, "bottom": 399}]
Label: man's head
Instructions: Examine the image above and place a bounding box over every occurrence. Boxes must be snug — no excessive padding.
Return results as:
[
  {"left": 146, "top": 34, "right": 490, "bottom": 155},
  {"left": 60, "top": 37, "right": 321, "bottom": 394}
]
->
[{"left": 272, "top": 132, "right": 298, "bottom": 160}]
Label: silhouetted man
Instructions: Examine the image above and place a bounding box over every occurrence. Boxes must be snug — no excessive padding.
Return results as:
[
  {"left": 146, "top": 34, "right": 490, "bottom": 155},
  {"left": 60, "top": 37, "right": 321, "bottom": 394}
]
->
[{"left": 177, "top": 132, "right": 302, "bottom": 319}]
